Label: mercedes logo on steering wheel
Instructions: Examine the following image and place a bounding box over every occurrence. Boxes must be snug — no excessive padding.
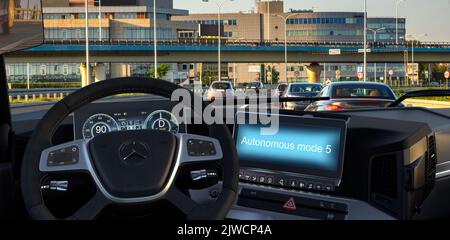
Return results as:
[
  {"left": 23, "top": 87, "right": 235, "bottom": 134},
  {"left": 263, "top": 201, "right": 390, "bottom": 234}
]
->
[{"left": 119, "top": 140, "right": 150, "bottom": 166}]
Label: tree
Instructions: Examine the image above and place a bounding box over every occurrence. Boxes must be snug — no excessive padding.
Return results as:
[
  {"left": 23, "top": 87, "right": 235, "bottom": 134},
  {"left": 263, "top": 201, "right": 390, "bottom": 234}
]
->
[
  {"left": 265, "top": 66, "right": 280, "bottom": 84},
  {"left": 150, "top": 64, "right": 171, "bottom": 79}
]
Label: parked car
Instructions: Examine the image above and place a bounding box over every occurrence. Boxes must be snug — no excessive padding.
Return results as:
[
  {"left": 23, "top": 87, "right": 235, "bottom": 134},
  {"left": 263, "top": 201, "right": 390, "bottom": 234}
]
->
[
  {"left": 305, "top": 82, "right": 402, "bottom": 111},
  {"left": 206, "top": 81, "right": 235, "bottom": 101},
  {"left": 273, "top": 83, "right": 288, "bottom": 97}
]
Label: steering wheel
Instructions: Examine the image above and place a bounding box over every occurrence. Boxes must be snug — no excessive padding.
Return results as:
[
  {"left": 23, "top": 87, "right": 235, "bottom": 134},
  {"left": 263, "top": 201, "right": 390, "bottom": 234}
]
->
[{"left": 20, "top": 78, "right": 239, "bottom": 220}]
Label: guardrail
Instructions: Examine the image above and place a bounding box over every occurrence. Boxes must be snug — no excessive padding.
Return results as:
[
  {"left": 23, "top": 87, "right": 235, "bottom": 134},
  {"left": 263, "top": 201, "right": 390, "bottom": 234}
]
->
[
  {"left": 43, "top": 39, "right": 450, "bottom": 49},
  {"left": 9, "top": 88, "right": 76, "bottom": 103}
]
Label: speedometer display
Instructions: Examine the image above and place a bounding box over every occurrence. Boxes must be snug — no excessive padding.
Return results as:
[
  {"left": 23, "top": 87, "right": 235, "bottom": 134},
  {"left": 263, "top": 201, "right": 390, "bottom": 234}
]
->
[
  {"left": 82, "top": 114, "right": 119, "bottom": 141},
  {"left": 144, "top": 110, "right": 179, "bottom": 134}
]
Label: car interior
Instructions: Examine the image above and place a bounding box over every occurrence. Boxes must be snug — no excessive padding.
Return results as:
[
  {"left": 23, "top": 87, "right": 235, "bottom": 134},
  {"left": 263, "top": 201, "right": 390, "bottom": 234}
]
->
[{"left": 1, "top": 0, "right": 450, "bottom": 222}]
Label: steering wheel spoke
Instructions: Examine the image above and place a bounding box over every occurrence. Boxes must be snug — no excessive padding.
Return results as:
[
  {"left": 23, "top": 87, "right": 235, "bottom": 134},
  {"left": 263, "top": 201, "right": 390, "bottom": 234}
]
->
[
  {"left": 66, "top": 191, "right": 110, "bottom": 220},
  {"left": 177, "top": 134, "right": 223, "bottom": 165},
  {"left": 164, "top": 186, "right": 197, "bottom": 216},
  {"left": 39, "top": 140, "right": 92, "bottom": 173}
]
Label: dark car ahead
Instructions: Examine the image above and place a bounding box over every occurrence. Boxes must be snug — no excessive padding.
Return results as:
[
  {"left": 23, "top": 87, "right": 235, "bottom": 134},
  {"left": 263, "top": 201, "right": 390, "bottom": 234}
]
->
[
  {"left": 281, "top": 83, "right": 323, "bottom": 110},
  {"left": 305, "top": 82, "right": 400, "bottom": 111},
  {"left": 273, "top": 83, "right": 288, "bottom": 97}
]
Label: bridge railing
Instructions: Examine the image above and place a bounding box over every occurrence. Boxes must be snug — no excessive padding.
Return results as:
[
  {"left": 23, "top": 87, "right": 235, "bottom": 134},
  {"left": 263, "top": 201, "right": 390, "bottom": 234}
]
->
[{"left": 42, "top": 38, "right": 450, "bottom": 49}]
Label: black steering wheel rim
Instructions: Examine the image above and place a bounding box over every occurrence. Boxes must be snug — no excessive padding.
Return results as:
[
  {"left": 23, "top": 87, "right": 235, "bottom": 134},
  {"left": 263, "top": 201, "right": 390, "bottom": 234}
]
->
[{"left": 20, "top": 77, "right": 239, "bottom": 220}]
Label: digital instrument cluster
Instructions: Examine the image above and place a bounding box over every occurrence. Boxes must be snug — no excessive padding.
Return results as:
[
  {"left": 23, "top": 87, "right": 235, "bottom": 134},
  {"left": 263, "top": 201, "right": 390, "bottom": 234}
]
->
[{"left": 74, "top": 100, "right": 186, "bottom": 141}]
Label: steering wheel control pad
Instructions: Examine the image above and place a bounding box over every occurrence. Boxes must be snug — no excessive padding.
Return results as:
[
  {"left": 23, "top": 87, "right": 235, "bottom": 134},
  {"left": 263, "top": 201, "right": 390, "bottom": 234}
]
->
[{"left": 88, "top": 130, "right": 177, "bottom": 198}]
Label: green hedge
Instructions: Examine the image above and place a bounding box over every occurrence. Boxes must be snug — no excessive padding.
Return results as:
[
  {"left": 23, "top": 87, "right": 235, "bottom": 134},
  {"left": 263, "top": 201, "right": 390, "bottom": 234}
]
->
[{"left": 9, "top": 82, "right": 81, "bottom": 89}]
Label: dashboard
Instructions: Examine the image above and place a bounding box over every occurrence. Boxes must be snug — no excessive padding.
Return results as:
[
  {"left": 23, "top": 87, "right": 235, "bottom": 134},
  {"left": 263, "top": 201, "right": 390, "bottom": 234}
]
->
[
  {"left": 73, "top": 99, "right": 186, "bottom": 141},
  {"left": 31, "top": 98, "right": 450, "bottom": 220}
]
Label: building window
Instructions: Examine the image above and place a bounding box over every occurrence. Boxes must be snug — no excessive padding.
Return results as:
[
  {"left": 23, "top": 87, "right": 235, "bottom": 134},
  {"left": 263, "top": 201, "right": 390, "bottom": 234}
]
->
[
  {"left": 40, "top": 65, "right": 46, "bottom": 76},
  {"left": 63, "top": 64, "right": 69, "bottom": 76}
]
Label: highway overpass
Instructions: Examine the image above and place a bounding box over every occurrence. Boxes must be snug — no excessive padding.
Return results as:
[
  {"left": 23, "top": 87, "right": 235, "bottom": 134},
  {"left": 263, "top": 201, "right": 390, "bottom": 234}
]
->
[{"left": 5, "top": 40, "right": 450, "bottom": 64}]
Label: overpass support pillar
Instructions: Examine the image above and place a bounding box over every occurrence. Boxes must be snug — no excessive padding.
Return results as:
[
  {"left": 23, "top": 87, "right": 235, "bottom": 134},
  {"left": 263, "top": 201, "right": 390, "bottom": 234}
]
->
[
  {"left": 80, "top": 63, "right": 93, "bottom": 87},
  {"left": 111, "top": 63, "right": 131, "bottom": 79},
  {"left": 94, "top": 63, "right": 107, "bottom": 82},
  {"left": 306, "top": 63, "right": 323, "bottom": 83}
]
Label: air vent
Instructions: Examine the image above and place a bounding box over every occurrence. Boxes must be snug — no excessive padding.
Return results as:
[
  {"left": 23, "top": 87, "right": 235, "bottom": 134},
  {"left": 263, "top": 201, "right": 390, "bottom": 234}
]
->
[
  {"left": 427, "top": 135, "right": 437, "bottom": 178},
  {"left": 371, "top": 154, "right": 398, "bottom": 200}
]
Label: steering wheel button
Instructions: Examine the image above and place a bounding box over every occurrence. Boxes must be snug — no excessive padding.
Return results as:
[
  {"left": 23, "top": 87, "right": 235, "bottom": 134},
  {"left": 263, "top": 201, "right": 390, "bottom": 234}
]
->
[{"left": 47, "top": 146, "right": 80, "bottom": 166}]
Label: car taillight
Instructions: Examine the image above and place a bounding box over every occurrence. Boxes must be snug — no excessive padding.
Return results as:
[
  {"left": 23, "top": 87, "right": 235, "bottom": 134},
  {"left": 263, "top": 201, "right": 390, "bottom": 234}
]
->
[{"left": 325, "top": 104, "right": 345, "bottom": 111}]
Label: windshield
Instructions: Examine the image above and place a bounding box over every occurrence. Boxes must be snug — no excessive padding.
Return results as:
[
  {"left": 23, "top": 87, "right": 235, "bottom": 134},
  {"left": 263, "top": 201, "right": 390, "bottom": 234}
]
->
[
  {"left": 331, "top": 84, "right": 396, "bottom": 99},
  {"left": 289, "top": 84, "right": 322, "bottom": 93},
  {"left": 247, "top": 82, "right": 262, "bottom": 88},
  {"left": 211, "top": 82, "right": 232, "bottom": 90},
  {"left": 4, "top": 0, "right": 450, "bottom": 117}
]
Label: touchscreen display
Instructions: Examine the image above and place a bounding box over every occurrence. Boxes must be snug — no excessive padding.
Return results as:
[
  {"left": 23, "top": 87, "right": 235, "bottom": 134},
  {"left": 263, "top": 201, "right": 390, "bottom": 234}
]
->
[{"left": 234, "top": 112, "right": 346, "bottom": 181}]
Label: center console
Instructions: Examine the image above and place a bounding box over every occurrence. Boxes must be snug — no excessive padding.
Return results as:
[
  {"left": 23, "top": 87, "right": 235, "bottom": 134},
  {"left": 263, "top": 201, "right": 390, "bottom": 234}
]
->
[
  {"left": 226, "top": 111, "right": 437, "bottom": 220},
  {"left": 235, "top": 112, "right": 347, "bottom": 192}
]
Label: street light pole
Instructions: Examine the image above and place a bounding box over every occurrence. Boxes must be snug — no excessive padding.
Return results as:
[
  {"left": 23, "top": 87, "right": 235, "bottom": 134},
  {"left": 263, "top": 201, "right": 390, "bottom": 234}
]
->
[
  {"left": 407, "top": 34, "right": 427, "bottom": 86},
  {"left": 153, "top": 0, "right": 158, "bottom": 78},
  {"left": 395, "top": 0, "right": 405, "bottom": 45},
  {"left": 363, "top": 0, "right": 367, "bottom": 82},
  {"left": 274, "top": 13, "right": 300, "bottom": 83},
  {"left": 367, "top": 27, "right": 385, "bottom": 82},
  {"left": 98, "top": 0, "right": 102, "bottom": 41},
  {"left": 367, "top": 27, "right": 386, "bottom": 43},
  {"left": 202, "top": 0, "right": 234, "bottom": 81},
  {"left": 85, "top": 0, "right": 90, "bottom": 86}
]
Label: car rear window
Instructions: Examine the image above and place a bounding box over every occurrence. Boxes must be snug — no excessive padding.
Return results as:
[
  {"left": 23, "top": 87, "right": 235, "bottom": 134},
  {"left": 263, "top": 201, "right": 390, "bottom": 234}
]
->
[
  {"left": 331, "top": 84, "right": 395, "bottom": 99},
  {"left": 248, "top": 82, "right": 261, "bottom": 87},
  {"left": 277, "top": 84, "right": 287, "bottom": 91},
  {"left": 212, "top": 82, "right": 232, "bottom": 89},
  {"left": 290, "top": 84, "right": 322, "bottom": 93}
]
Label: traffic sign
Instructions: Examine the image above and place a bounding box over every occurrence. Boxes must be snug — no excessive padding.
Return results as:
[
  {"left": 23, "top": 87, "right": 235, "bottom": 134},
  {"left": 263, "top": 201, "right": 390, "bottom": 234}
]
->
[
  {"left": 445, "top": 71, "right": 449, "bottom": 79},
  {"left": 357, "top": 72, "right": 364, "bottom": 80},
  {"left": 389, "top": 69, "right": 394, "bottom": 76},
  {"left": 329, "top": 49, "right": 341, "bottom": 55},
  {"left": 358, "top": 49, "right": 371, "bottom": 53}
]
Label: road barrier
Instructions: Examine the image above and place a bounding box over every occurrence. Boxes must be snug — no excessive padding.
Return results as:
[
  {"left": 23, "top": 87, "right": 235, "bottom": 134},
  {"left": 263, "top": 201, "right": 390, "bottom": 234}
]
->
[
  {"left": 9, "top": 89, "right": 74, "bottom": 103},
  {"left": 43, "top": 39, "right": 450, "bottom": 49}
]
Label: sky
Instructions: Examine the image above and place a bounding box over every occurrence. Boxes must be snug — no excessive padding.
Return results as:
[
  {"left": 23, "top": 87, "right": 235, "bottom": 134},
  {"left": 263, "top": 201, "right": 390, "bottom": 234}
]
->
[{"left": 173, "top": 0, "right": 450, "bottom": 42}]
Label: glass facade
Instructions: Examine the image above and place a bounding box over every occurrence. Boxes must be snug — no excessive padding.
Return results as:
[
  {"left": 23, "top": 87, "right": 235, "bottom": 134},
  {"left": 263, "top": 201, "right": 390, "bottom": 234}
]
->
[
  {"left": 287, "top": 29, "right": 364, "bottom": 37},
  {"left": 183, "top": 19, "right": 237, "bottom": 25},
  {"left": 45, "top": 28, "right": 110, "bottom": 40},
  {"left": 6, "top": 63, "right": 83, "bottom": 83},
  {"left": 123, "top": 27, "right": 174, "bottom": 40},
  {"left": 287, "top": 17, "right": 364, "bottom": 25}
]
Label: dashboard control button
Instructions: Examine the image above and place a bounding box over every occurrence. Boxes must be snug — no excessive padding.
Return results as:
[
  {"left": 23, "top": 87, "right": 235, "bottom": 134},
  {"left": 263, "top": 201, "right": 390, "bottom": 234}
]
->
[
  {"left": 259, "top": 176, "right": 266, "bottom": 183},
  {"left": 277, "top": 178, "right": 285, "bottom": 186},
  {"left": 288, "top": 180, "right": 297, "bottom": 188},
  {"left": 298, "top": 181, "right": 306, "bottom": 188},
  {"left": 315, "top": 184, "right": 323, "bottom": 191},
  {"left": 47, "top": 146, "right": 79, "bottom": 166},
  {"left": 325, "top": 185, "right": 333, "bottom": 191},
  {"left": 209, "top": 189, "right": 219, "bottom": 199},
  {"left": 267, "top": 177, "right": 273, "bottom": 184},
  {"left": 187, "top": 139, "right": 217, "bottom": 157},
  {"left": 251, "top": 175, "right": 258, "bottom": 182},
  {"left": 307, "top": 183, "right": 314, "bottom": 189}
]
